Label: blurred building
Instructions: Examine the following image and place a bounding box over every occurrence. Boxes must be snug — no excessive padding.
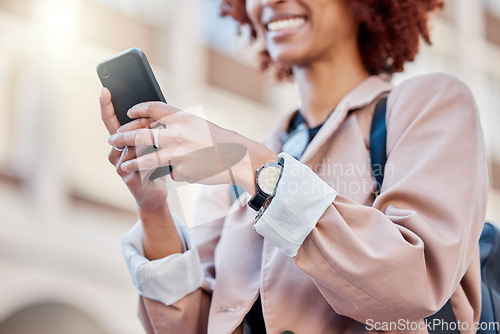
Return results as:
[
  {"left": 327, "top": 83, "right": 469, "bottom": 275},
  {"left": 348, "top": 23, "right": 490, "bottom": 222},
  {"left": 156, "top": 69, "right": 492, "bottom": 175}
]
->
[{"left": 0, "top": 0, "right": 498, "bottom": 333}]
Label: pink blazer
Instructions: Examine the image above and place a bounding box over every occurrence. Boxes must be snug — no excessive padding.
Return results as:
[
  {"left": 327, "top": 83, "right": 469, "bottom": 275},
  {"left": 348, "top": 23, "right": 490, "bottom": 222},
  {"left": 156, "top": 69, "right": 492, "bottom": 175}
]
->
[{"left": 136, "top": 74, "right": 488, "bottom": 334}]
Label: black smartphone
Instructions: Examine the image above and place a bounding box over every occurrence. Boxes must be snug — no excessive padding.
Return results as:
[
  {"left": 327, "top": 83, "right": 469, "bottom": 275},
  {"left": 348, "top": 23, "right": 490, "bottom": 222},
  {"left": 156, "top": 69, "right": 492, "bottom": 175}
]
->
[{"left": 97, "top": 48, "right": 171, "bottom": 180}]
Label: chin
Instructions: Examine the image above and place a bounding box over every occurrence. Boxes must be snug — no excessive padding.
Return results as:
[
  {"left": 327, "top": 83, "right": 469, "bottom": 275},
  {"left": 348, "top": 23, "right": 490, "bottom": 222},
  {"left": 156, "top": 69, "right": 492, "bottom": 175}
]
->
[{"left": 268, "top": 47, "right": 312, "bottom": 67}]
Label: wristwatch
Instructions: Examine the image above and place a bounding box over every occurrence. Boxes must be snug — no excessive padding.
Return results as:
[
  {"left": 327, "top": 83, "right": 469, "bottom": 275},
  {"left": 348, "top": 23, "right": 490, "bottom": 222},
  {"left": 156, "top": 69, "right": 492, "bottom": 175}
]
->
[{"left": 248, "top": 157, "right": 285, "bottom": 211}]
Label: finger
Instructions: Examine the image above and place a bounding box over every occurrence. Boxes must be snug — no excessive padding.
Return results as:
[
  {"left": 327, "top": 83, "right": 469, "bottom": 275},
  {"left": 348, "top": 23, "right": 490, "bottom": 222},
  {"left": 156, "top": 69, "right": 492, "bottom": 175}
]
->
[
  {"left": 109, "top": 144, "right": 137, "bottom": 166},
  {"left": 120, "top": 146, "right": 137, "bottom": 162},
  {"left": 108, "top": 146, "right": 122, "bottom": 165},
  {"left": 117, "top": 117, "right": 155, "bottom": 133},
  {"left": 115, "top": 146, "right": 137, "bottom": 175},
  {"left": 120, "top": 150, "right": 170, "bottom": 173},
  {"left": 100, "top": 87, "right": 121, "bottom": 135},
  {"left": 128, "top": 102, "right": 179, "bottom": 122},
  {"left": 109, "top": 128, "right": 156, "bottom": 147},
  {"left": 114, "top": 147, "right": 167, "bottom": 187}
]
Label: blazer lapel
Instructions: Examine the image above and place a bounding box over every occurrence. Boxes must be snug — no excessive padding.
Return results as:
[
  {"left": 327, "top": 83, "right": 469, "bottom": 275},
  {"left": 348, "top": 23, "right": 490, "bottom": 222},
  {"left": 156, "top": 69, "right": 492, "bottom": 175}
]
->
[{"left": 261, "top": 76, "right": 393, "bottom": 166}]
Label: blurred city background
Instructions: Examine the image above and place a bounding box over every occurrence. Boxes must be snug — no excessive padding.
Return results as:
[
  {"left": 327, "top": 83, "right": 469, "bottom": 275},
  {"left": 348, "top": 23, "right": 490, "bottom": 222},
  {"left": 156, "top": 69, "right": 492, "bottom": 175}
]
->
[{"left": 0, "top": 0, "right": 499, "bottom": 333}]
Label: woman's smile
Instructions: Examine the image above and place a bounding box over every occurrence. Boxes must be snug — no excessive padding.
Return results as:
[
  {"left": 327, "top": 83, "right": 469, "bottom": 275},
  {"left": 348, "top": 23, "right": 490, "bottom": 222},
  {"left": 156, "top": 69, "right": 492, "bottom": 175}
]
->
[
  {"left": 247, "top": 0, "right": 360, "bottom": 66},
  {"left": 265, "top": 15, "right": 308, "bottom": 40}
]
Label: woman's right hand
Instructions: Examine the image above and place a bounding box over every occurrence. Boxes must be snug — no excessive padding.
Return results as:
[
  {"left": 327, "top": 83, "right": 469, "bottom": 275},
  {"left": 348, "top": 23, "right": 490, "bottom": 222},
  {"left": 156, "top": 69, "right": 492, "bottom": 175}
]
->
[
  {"left": 100, "top": 88, "right": 168, "bottom": 212},
  {"left": 100, "top": 87, "right": 183, "bottom": 259}
]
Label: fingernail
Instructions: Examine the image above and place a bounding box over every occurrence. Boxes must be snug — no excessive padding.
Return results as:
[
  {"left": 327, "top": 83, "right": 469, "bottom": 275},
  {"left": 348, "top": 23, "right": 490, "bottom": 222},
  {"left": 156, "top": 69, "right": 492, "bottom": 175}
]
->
[
  {"left": 108, "top": 134, "right": 116, "bottom": 144},
  {"left": 127, "top": 109, "right": 132, "bottom": 117},
  {"left": 121, "top": 162, "right": 129, "bottom": 172}
]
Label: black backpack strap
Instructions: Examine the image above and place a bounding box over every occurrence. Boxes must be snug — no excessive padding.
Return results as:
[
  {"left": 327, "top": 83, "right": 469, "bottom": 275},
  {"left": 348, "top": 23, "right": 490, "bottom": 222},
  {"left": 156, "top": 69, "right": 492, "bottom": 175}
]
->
[
  {"left": 370, "top": 97, "right": 388, "bottom": 195},
  {"left": 425, "top": 300, "right": 460, "bottom": 334},
  {"left": 478, "top": 222, "right": 500, "bottom": 334},
  {"left": 369, "top": 97, "right": 460, "bottom": 334}
]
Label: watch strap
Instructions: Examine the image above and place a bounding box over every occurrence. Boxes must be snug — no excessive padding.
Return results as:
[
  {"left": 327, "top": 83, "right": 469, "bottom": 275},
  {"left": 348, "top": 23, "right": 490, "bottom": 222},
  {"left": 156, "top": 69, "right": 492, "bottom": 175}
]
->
[{"left": 248, "top": 189, "right": 268, "bottom": 211}]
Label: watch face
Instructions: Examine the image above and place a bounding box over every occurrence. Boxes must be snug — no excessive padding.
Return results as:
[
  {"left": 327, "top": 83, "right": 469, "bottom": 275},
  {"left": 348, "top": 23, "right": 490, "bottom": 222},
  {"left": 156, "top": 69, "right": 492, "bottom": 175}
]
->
[{"left": 257, "top": 165, "right": 282, "bottom": 195}]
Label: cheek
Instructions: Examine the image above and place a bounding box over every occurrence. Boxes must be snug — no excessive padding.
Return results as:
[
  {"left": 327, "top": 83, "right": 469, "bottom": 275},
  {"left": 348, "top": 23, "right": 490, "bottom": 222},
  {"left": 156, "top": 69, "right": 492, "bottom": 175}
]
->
[
  {"left": 245, "top": 0, "right": 260, "bottom": 28},
  {"left": 312, "top": 2, "right": 356, "bottom": 42}
]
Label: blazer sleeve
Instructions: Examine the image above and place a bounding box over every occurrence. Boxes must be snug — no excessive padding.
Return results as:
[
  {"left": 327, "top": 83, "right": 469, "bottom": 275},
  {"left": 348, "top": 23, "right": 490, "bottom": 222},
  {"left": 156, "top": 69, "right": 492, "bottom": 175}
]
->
[
  {"left": 255, "top": 73, "right": 489, "bottom": 323},
  {"left": 129, "top": 184, "right": 233, "bottom": 334}
]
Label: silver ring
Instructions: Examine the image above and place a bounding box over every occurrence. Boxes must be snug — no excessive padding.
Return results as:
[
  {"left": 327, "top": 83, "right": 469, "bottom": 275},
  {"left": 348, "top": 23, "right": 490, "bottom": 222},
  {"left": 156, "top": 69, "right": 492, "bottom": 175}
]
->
[
  {"left": 113, "top": 146, "right": 124, "bottom": 152},
  {"left": 153, "top": 128, "right": 160, "bottom": 149}
]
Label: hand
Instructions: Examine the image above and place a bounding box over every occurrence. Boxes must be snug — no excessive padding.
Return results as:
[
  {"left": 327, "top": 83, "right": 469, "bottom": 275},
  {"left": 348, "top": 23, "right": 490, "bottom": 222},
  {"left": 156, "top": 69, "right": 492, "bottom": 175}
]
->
[
  {"left": 100, "top": 88, "right": 168, "bottom": 212},
  {"left": 107, "top": 101, "right": 279, "bottom": 195}
]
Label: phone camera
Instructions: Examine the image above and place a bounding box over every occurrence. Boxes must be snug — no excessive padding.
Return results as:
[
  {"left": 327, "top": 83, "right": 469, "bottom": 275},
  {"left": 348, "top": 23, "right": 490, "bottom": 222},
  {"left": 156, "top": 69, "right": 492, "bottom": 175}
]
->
[{"left": 101, "top": 67, "right": 109, "bottom": 78}]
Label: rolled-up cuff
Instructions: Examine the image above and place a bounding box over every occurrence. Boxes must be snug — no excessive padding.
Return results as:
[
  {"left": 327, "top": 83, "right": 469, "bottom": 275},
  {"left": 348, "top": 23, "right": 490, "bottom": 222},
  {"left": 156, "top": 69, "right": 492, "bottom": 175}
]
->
[
  {"left": 120, "top": 216, "right": 204, "bottom": 305},
  {"left": 254, "top": 153, "right": 337, "bottom": 257}
]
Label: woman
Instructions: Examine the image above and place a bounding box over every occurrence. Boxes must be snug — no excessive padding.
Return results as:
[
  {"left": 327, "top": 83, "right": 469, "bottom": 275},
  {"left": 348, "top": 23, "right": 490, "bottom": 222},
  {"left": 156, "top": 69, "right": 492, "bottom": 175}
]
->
[{"left": 100, "top": 0, "right": 489, "bottom": 333}]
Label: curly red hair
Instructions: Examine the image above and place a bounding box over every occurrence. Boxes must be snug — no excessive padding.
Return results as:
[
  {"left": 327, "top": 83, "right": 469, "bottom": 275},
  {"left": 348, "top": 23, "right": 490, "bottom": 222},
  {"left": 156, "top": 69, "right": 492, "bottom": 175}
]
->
[{"left": 220, "top": 0, "right": 444, "bottom": 79}]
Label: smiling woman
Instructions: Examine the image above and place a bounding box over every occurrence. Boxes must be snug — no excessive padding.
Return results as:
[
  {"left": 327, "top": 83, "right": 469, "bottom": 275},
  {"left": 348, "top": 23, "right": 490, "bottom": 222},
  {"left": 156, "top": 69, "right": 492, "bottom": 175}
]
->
[
  {"left": 221, "top": 0, "right": 444, "bottom": 79},
  {"left": 102, "top": 0, "right": 489, "bottom": 333}
]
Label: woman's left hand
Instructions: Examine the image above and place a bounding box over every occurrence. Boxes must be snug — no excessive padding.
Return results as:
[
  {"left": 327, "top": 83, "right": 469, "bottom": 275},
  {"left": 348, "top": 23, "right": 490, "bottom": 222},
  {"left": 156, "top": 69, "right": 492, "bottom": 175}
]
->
[{"left": 108, "top": 102, "right": 278, "bottom": 194}]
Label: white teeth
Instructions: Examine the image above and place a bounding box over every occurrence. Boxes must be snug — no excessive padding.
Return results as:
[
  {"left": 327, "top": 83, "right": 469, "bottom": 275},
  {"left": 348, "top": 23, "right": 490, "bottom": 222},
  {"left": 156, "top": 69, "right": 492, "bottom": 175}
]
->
[{"left": 267, "top": 17, "right": 306, "bottom": 32}]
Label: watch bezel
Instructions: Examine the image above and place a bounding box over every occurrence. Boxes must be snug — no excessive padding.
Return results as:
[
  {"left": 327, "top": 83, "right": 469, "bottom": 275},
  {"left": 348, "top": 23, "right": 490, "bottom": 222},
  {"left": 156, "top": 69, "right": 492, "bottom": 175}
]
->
[
  {"left": 255, "top": 158, "right": 284, "bottom": 196},
  {"left": 247, "top": 157, "right": 285, "bottom": 211},
  {"left": 255, "top": 164, "right": 283, "bottom": 196}
]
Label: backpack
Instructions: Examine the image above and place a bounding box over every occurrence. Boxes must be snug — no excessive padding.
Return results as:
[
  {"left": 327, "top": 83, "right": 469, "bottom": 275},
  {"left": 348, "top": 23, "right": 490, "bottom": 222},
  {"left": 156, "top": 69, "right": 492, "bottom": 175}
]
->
[{"left": 371, "top": 97, "right": 500, "bottom": 334}]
